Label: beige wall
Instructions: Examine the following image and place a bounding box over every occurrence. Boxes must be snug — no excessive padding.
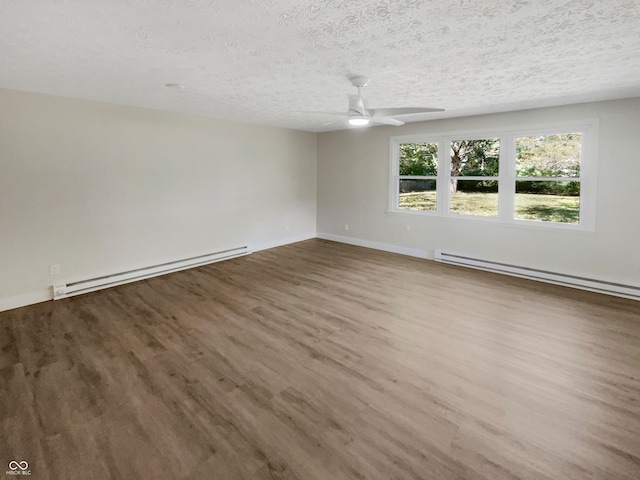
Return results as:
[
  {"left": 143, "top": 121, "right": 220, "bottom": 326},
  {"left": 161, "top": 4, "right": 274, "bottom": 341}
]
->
[
  {"left": 317, "top": 98, "right": 640, "bottom": 288},
  {"left": 2, "top": 89, "right": 638, "bottom": 310},
  {"left": 0, "top": 88, "right": 317, "bottom": 310}
]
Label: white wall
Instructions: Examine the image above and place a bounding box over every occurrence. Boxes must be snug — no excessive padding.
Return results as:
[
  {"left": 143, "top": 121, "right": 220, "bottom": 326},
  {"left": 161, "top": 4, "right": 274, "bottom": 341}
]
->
[
  {"left": 0, "top": 88, "right": 317, "bottom": 310},
  {"left": 317, "top": 98, "right": 640, "bottom": 288}
]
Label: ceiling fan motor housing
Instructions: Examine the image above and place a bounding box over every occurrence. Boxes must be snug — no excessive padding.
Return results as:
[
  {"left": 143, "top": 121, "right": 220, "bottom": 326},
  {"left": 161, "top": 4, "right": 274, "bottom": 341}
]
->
[{"left": 349, "top": 76, "right": 369, "bottom": 88}]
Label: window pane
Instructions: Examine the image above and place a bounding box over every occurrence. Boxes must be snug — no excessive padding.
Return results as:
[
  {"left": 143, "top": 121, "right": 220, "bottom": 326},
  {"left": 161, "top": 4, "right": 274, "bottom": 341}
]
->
[
  {"left": 515, "top": 181, "right": 580, "bottom": 224},
  {"left": 450, "top": 180, "right": 498, "bottom": 217},
  {"left": 516, "top": 134, "right": 581, "bottom": 177},
  {"left": 399, "top": 143, "right": 438, "bottom": 175},
  {"left": 399, "top": 179, "right": 437, "bottom": 211},
  {"left": 451, "top": 139, "right": 499, "bottom": 176}
]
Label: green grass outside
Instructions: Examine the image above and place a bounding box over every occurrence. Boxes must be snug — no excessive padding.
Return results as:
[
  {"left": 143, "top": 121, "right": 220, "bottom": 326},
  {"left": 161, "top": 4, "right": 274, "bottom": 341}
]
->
[{"left": 399, "top": 192, "right": 580, "bottom": 224}]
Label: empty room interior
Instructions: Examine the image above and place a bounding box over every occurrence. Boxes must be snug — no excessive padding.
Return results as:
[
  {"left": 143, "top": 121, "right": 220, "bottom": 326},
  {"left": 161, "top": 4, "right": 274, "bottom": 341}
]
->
[{"left": 1, "top": 1, "right": 640, "bottom": 479}]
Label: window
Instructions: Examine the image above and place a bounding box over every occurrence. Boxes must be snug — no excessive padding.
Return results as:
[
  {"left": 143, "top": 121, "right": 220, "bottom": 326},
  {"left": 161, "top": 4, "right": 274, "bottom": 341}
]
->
[
  {"left": 514, "top": 134, "right": 581, "bottom": 224},
  {"left": 450, "top": 138, "right": 500, "bottom": 217},
  {"left": 389, "top": 122, "right": 597, "bottom": 229},
  {"left": 398, "top": 142, "right": 438, "bottom": 212}
]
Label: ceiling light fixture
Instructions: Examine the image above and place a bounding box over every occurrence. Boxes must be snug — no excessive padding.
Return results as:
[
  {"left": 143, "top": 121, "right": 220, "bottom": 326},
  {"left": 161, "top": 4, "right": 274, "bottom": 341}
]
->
[{"left": 348, "top": 115, "right": 370, "bottom": 126}]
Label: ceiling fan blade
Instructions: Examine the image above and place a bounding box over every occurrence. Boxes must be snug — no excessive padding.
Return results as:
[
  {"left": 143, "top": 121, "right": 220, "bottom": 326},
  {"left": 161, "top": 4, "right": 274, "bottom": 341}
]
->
[
  {"left": 322, "top": 118, "right": 347, "bottom": 127},
  {"left": 369, "top": 107, "right": 444, "bottom": 117},
  {"left": 371, "top": 117, "right": 405, "bottom": 126}
]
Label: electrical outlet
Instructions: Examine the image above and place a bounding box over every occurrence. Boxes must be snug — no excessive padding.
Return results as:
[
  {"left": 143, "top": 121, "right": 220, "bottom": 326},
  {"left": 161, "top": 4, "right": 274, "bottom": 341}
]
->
[
  {"left": 50, "top": 264, "right": 60, "bottom": 275},
  {"left": 344, "top": 224, "right": 349, "bottom": 231},
  {"left": 405, "top": 224, "right": 411, "bottom": 232}
]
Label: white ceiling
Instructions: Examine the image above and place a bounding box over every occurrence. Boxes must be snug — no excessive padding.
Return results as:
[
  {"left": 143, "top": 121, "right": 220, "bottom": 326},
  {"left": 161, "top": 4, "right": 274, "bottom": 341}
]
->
[{"left": 1, "top": 0, "right": 639, "bottom": 132}]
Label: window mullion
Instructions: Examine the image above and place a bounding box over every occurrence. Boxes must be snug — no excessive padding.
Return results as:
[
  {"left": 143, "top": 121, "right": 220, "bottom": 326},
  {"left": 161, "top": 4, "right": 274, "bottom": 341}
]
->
[
  {"left": 500, "top": 134, "right": 515, "bottom": 221},
  {"left": 438, "top": 138, "right": 450, "bottom": 216}
]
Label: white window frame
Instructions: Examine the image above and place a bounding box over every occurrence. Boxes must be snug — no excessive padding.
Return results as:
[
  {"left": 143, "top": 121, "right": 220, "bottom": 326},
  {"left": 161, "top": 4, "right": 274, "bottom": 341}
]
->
[{"left": 388, "top": 120, "right": 598, "bottom": 231}]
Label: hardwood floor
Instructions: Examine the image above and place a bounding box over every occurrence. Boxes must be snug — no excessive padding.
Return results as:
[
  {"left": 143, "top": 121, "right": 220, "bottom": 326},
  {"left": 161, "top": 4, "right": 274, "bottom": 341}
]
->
[{"left": 1, "top": 238, "right": 639, "bottom": 480}]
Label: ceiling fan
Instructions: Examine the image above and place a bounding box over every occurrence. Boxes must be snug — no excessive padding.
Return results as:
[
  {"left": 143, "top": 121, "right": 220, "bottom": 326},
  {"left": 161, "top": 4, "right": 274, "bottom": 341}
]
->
[{"left": 316, "top": 76, "right": 444, "bottom": 127}]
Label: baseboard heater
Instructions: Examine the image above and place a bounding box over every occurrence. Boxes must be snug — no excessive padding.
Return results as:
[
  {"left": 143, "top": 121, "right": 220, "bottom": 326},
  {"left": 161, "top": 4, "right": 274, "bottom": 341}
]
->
[
  {"left": 53, "top": 246, "right": 250, "bottom": 300},
  {"left": 434, "top": 250, "right": 640, "bottom": 301}
]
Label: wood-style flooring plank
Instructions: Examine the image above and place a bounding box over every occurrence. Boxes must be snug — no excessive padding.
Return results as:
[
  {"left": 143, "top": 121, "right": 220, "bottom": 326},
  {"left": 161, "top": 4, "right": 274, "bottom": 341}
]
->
[{"left": 1, "top": 238, "right": 639, "bottom": 479}]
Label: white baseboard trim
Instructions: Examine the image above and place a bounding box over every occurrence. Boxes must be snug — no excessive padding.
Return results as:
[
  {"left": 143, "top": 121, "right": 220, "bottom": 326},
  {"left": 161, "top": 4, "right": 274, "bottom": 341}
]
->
[
  {"left": 0, "top": 289, "right": 52, "bottom": 313},
  {"left": 317, "top": 233, "right": 430, "bottom": 259},
  {"left": 252, "top": 233, "right": 317, "bottom": 252}
]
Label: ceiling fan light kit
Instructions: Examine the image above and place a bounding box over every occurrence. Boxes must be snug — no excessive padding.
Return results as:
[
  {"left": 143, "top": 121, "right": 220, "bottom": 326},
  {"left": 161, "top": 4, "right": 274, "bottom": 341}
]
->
[{"left": 348, "top": 115, "right": 370, "bottom": 126}]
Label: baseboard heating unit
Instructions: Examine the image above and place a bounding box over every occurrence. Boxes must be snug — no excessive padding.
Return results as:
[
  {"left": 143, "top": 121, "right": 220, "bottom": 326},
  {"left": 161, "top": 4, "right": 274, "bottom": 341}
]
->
[
  {"left": 53, "top": 246, "right": 250, "bottom": 300},
  {"left": 434, "top": 250, "right": 640, "bottom": 301}
]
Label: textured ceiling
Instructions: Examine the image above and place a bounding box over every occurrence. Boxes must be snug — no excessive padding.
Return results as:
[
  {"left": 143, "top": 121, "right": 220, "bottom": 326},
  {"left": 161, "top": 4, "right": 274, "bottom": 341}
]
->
[{"left": 1, "top": 0, "right": 639, "bottom": 132}]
